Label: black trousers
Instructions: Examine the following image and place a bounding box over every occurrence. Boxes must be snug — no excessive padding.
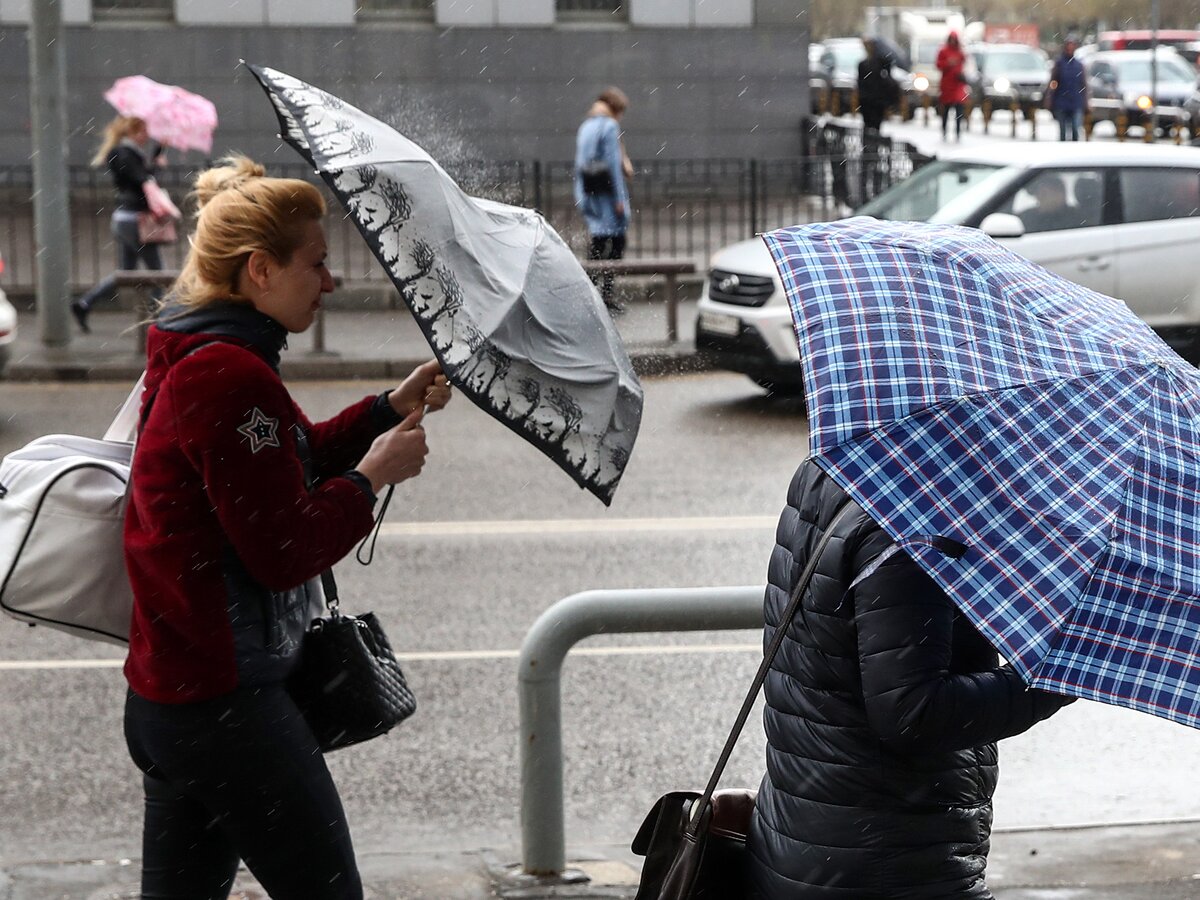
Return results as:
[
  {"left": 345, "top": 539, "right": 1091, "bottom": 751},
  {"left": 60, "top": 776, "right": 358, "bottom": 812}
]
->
[
  {"left": 588, "top": 233, "right": 626, "bottom": 307},
  {"left": 124, "top": 685, "right": 363, "bottom": 900},
  {"left": 941, "top": 102, "right": 965, "bottom": 137}
]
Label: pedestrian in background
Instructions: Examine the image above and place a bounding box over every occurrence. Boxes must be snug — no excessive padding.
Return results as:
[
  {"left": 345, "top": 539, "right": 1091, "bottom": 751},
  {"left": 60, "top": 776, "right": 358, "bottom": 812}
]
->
[
  {"left": 122, "top": 155, "right": 452, "bottom": 900},
  {"left": 1048, "top": 36, "right": 1087, "bottom": 141},
  {"left": 574, "top": 86, "right": 631, "bottom": 313},
  {"left": 856, "top": 38, "right": 897, "bottom": 133},
  {"left": 71, "top": 115, "right": 168, "bottom": 333},
  {"left": 937, "top": 31, "right": 970, "bottom": 140},
  {"left": 746, "top": 460, "right": 1073, "bottom": 898}
]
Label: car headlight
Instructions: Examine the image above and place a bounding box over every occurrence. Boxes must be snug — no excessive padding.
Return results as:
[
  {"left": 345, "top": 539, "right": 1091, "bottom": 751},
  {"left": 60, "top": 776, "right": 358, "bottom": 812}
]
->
[
  {"left": 913, "top": 75, "right": 930, "bottom": 92},
  {"left": 993, "top": 77, "right": 1011, "bottom": 93},
  {"left": 1136, "top": 94, "right": 1154, "bottom": 111}
]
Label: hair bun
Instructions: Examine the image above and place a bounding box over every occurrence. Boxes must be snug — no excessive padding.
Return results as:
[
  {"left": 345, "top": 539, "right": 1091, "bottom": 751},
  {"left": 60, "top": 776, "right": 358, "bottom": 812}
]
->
[{"left": 193, "top": 155, "right": 267, "bottom": 209}]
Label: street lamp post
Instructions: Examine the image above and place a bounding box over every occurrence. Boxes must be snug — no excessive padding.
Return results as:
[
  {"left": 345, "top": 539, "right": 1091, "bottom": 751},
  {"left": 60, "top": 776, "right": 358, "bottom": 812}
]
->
[{"left": 28, "top": 0, "right": 73, "bottom": 347}]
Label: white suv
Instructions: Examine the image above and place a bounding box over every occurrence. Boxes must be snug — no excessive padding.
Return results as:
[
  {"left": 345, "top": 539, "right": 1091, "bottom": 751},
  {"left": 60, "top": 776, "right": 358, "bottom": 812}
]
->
[{"left": 696, "top": 142, "right": 1200, "bottom": 394}]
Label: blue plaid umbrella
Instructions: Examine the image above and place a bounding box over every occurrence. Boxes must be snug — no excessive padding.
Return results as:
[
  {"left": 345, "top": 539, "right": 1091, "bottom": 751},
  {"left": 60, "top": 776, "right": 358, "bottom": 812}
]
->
[{"left": 765, "top": 217, "right": 1200, "bottom": 729}]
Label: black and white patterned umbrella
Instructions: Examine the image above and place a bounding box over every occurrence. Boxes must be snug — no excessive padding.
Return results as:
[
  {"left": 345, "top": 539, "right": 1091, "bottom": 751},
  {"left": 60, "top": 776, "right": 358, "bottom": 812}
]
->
[{"left": 247, "top": 64, "right": 643, "bottom": 505}]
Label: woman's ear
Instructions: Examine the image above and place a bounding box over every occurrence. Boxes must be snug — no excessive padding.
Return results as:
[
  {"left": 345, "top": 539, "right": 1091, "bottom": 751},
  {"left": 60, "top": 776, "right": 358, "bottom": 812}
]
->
[{"left": 243, "top": 249, "right": 274, "bottom": 295}]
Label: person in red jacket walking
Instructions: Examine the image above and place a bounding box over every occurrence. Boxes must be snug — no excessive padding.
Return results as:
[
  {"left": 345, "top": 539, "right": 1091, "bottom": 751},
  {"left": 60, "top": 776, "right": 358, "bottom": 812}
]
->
[
  {"left": 122, "top": 155, "right": 452, "bottom": 900},
  {"left": 937, "top": 32, "right": 971, "bottom": 140}
]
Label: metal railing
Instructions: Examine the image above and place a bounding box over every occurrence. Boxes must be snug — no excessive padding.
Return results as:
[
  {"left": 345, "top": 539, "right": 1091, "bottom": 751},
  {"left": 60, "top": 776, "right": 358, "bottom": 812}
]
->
[
  {"left": 0, "top": 133, "right": 926, "bottom": 297},
  {"left": 517, "top": 585, "right": 764, "bottom": 877}
]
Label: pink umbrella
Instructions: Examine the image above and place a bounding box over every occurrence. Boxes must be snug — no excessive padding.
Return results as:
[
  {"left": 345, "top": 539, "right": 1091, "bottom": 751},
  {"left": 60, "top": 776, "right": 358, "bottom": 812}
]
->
[{"left": 104, "top": 75, "right": 218, "bottom": 154}]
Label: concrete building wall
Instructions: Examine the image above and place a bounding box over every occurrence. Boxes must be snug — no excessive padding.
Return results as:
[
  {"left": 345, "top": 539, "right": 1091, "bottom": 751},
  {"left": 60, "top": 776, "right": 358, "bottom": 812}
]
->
[{"left": 0, "top": 6, "right": 805, "bottom": 168}]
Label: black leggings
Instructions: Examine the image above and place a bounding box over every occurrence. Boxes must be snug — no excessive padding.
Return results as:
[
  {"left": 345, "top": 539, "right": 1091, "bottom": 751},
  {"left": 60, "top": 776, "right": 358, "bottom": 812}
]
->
[
  {"left": 124, "top": 685, "right": 363, "bottom": 900},
  {"left": 588, "top": 233, "right": 626, "bottom": 307}
]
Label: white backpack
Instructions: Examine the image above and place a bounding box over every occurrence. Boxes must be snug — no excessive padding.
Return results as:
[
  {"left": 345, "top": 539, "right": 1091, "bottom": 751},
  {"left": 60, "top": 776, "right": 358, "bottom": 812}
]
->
[{"left": 0, "top": 377, "right": 146, "bottom": 644}]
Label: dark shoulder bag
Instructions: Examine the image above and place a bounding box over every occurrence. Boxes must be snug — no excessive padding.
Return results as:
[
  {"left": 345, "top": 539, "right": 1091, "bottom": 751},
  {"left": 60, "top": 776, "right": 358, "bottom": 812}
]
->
[{"left": 631, "top": 499, "right": 858, "bottom": 900}]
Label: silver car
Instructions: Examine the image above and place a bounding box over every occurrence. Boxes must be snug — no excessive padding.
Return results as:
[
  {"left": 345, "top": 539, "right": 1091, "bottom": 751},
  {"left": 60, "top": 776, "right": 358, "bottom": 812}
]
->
[{"left": 696, "top": 143, "right": 1200, "bottom": 394}]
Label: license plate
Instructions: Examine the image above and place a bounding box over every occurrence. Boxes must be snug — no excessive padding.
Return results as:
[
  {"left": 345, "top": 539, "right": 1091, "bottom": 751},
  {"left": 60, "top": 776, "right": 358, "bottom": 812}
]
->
[{"left": 699, "top": 312, "right": 741, "bottom": 338}]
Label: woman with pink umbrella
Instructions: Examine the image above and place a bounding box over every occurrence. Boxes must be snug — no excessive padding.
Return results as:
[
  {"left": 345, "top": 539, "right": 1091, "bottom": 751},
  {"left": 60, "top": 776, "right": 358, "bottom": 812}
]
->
[
  {"left": 72, "top": 77, "right": 216, "bottom": 333},
  {"left": 71, "top": 114, "right": 171, "bottom": 333}
]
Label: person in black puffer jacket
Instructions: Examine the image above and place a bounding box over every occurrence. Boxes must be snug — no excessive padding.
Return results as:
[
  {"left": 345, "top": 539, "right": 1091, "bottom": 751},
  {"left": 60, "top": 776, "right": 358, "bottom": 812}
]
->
[{"left": 747, "top": 459, "right": 1074, "bottom": 899}]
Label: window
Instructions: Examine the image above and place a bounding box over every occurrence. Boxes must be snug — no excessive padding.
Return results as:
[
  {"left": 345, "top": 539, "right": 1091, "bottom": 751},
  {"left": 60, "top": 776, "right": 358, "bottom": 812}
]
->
[
  {"left": 557, "top": 0, "right": 627, "bottom": 22},
  {"left": 1120, "top": 169, "right": 1200, "bottom": 224},
  {"left": 995, "top": 169, "right": 1106, "bottom": 233},
  {"left": 92, "top": 0, "right": 171, "bottom": 20},
  {"left": 357, "top": 0, "right": 434, "bottom": 19}
]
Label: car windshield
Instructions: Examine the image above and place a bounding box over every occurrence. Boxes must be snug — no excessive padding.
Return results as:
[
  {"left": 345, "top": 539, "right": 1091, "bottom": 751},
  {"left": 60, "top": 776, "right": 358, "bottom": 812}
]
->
[
  {"left": 855, "top": 159, "right": 1012, "bottom": 224},
  {"left": 979, "top": 50, "right": 1046, "bottom": 74},
  {"left": 1114, "top": 57, "right": 1194, "bottom": 83},
  {"left": 829, "top": 42, "right": 865, "bottom": 70}
]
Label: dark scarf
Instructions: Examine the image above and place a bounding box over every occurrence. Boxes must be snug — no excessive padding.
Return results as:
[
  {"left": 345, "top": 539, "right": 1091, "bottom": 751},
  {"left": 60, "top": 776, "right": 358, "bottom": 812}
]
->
[{"left": 156, "top": 299, "right": 288, "bottom": 373}]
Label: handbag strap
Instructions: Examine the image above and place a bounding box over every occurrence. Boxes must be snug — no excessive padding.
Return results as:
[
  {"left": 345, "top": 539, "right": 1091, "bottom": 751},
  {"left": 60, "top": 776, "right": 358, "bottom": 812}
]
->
[
  {"left": 320, "top": 569, "right": 341, "bottom": 617},
  {"left": 686, "top": 496, "right": 859, "bottom": 835}
]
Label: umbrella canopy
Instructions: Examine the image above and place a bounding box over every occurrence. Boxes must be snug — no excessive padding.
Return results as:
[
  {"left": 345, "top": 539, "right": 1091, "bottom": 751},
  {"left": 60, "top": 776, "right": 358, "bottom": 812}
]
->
[
  {"left": 104, "top": 75, "right": 218, "bottom": 154},
  {"left": 766, "top": 216, "right": 1200, "bottom": 729},
  {"left": 867, "top": 34, "right": 911, "bottom": 71},
  {"left": 247, "top": 64, "right": 643, "bottom": 505}
]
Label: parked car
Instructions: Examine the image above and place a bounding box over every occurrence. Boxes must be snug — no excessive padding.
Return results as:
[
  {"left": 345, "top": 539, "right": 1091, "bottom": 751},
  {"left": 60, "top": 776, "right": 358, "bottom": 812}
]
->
[
  {"left": 695, "top": 143, "right": 1200, "bottom": 394},
  {"left": 968, "top": 42, "right": 1050, "bottom": 119},
  {"left": 0, "top": 253, "right": 14, "bottom": 377},
  {"left": 1086, "top": 48, "right": 1195, "bottom": 134},
  {"left": 1096, "top": 29, "right": 1200, "bottom": 56}
]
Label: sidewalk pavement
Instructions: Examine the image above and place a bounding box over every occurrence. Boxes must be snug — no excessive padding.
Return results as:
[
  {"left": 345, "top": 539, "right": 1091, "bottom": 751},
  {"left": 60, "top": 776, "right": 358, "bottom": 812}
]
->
[
  {"left": 4, "top": 294, "right": 707, "bottom": 384},
  {"left": 2, "top": 820, "right": 1199, "bottom": 898}
]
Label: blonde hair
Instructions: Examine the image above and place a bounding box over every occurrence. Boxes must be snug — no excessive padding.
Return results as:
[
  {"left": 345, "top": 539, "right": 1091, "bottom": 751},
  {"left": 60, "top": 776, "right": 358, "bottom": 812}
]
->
[
  {"left": 90, "top": 115, "right": 147, "bottom": 167},
  {"left": 171, "top": 155, "right": 326, "bottom": 309}
]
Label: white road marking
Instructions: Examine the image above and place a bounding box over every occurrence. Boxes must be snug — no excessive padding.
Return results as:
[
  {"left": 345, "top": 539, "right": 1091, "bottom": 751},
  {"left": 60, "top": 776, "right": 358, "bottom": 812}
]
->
[
  {"left": 0, "top": 643, "right": 761, "bottom": 671},
  {"left": 379, "top": 516, "right": 776, "bottom": 537}
]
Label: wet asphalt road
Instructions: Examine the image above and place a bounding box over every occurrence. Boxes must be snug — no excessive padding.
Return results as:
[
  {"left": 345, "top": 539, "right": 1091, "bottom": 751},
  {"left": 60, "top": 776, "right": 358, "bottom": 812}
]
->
[{"left": 1, "top": 373, "right": 1198, "bottom": 868}]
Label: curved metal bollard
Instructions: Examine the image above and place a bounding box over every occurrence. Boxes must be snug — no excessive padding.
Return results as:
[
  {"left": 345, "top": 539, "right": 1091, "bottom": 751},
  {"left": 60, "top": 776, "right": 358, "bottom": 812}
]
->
[{"left": 518, "top": 585, "right": 764, "bottom": 876}]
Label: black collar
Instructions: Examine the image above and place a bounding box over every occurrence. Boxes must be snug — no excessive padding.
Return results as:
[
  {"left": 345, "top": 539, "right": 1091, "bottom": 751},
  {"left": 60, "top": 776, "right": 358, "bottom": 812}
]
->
[{"left": 157, "top": 299, "right": 288, "bottom": 372}]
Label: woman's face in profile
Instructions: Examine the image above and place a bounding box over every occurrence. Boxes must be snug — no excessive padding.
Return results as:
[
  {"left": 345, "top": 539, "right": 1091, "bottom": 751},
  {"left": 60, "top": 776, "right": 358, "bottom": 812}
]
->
[{"left": 253, "top": 219, "right": 335, "bottom": 333}]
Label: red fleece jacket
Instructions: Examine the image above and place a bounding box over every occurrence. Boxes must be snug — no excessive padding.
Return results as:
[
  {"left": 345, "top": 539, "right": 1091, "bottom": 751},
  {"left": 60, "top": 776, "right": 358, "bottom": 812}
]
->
[{"left": 124, "top": 329, "right": 381, "bottom": 702}]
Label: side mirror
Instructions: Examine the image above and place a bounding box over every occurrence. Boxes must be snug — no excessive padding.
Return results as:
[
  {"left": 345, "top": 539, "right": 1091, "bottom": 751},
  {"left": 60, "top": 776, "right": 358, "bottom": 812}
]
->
[{"left": 980, "top": 212, "right": 1026, "bottom": 239}]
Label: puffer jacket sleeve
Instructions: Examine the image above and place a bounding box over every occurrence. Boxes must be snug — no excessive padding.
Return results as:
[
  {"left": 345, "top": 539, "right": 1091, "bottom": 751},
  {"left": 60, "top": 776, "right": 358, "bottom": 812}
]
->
[{"left": 856, "top": 552, "right": 1072, "bottom": 753}]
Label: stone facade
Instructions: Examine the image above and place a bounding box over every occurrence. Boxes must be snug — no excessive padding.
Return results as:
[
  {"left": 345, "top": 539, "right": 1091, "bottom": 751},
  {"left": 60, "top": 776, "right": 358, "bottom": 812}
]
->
[{"left": 0, "top": 0, "right": 808, "bottom": 167}]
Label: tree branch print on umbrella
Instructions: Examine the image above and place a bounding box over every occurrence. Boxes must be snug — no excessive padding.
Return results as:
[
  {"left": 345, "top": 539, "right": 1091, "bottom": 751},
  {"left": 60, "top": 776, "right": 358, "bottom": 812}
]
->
[{"left": 247, "top": 64, "right": 643, "bottom": 505}]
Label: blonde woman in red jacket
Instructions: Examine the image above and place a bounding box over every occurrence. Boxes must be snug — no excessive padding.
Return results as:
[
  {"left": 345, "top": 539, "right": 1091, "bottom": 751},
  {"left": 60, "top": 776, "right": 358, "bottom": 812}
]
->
[
  {"left": 937, "top": 32, "right": 971, "bottom": 140},
  {"left": 123, "top": 156, "right": 451, "bottom": 900}
]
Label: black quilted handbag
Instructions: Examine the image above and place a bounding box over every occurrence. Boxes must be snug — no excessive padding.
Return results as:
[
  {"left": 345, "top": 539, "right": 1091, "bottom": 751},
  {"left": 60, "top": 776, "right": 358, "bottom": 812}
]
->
[{"left": 287, "top": 570, "right": 416, "bottom": 752}]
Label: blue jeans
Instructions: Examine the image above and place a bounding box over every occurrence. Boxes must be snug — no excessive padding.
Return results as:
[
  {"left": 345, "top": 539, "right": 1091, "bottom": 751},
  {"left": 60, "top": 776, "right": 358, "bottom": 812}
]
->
[
  {"left": 1056, "top": 108, "right": 1083, "bottom": 141},
  {"left": 76, "top": 213, "right": 163, "bottom": 311}
]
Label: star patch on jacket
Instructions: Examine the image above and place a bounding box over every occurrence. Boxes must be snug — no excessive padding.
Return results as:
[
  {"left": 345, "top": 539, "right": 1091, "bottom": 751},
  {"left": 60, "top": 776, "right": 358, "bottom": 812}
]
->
[{"left": 237, "top": 407, "right": 281, "bottom": 453}]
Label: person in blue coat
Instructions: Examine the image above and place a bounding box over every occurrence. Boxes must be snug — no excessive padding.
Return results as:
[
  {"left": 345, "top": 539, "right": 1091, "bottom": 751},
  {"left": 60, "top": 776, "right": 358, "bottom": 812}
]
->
[
  {"left": 574, "top": 87, "right": 631, "bottom": 312},
  {"left": 1049, "top": 36, "right": 1088, "bottom": 141}
]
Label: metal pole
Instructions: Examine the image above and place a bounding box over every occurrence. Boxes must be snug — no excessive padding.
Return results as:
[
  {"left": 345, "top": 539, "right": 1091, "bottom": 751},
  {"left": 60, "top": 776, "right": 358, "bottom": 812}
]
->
[
  {"left": 517, "top": 585, "right": 764, "bottom": 876},
  {"left": 1150, "top": 0, "right": 1160, "bottom": 140},
  {"left": 29, "top": 0, "right": 73, "bottom": 347}
]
